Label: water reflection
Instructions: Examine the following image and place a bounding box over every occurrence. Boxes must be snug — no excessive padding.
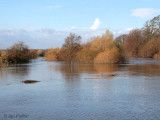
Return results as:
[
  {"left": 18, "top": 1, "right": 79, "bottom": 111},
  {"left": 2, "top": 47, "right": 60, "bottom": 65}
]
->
[
  {"left": 0, "top": 65, "right": 30, "bottom": 84},
  {"left": 1, "top": 58, "right": 160, "bottom": 83},
  {"left": 48, "top": 64, "right": 121, "bottom": 81},
  {"left": 0, "top": 58, "right": 160, "bottom": 120},
  {"left": 127, "top": 64, "right": 160, "bottom": 77}
]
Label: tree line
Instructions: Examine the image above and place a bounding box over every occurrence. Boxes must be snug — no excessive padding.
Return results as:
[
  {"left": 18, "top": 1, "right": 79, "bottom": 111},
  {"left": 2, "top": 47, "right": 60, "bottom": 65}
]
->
[
  {"left": 45, "top": 31, "right": 124, "bottom": 64},
  {"left": 0, "top": 42, "right": 46, "bottom": 67},
  {"left": 1, "top": 15, "right": 160, "bottom": 66},
  {"left": 117, "top": 15, "right": 160, "bottom": 59},
  {"left": 45, "top": 15, "right": 160, "bottom": 63}
]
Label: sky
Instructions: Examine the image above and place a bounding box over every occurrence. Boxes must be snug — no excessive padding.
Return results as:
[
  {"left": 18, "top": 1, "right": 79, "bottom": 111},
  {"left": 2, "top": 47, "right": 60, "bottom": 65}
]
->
[{"left": 0, "top": 0, "right": 160, "bottom": 49}]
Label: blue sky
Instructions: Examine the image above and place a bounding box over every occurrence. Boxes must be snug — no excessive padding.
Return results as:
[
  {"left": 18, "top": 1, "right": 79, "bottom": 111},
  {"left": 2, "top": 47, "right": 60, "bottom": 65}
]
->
[{"left": 0, "top": 0, "right": 160, "bottom": 49}]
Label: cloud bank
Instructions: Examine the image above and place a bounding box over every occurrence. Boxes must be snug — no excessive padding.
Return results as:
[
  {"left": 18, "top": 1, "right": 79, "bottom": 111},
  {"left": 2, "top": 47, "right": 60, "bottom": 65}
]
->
[
  {"left": 0, "top": 27, "right": 135, "bottom": 49},
  {"left": 131, "top": 8, "right": 160, "bottom": 18},
  {"left": 0, "top": 28, "right": 106, "bottom": 49}
]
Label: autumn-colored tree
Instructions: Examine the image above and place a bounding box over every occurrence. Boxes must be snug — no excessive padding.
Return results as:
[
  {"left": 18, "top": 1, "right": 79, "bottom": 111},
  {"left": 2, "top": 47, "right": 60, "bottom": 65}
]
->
[
  {"left": 76, "top": 42, "right": 98, "bottom": 63},
  {"left": 115, "top": 34, "right": 127, "bottom": 53},
  {"left": 124, "top": 29, "right": 143, "bottom": 57},
  {"left": 7, "top": 42, "right": 31, "bottom": 63},
  {"left": 76, "top": 30, "right": 124, "bottom": 63},
  {"left": 138, "top": 36, "right": 160, "bottom": 58},
  {"left": 94, "top": 48, "right": 123, "bottom": 64},
  {"left": 123, "top": 15, "right": 160, "bottom": 58},
  {"left": 29, "top": 49, "right": 38, "bottom": 59},
  {"left": 142, "top": 15, "right": 160, "bottom": 41},
  {"left": 99, "top": 30, "right": 115, "bottom": 51},
  {"left": 89, "top": 30, "right": 115, "bottom": 53},
  {"left": 62, "top": 33, "right": 82, "bottom": 62},
  {"left": 45, "top": 48, "right": 60, "bottom": 61}
]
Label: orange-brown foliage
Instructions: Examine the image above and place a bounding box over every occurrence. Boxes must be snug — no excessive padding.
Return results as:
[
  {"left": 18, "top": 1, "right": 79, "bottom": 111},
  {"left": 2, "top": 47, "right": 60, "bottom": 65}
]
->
[
  {"left": 94, "top": 48, "right": 123, "bottom": 64},
  {"left": 45, "top": 48, "right": 60, "bottom": 61},
  {"left": 37, "top": 49, "right": 45, "bottom": 57},
  {"left": 124, "top": 29, "right": 142, "bottom": 57},
  {"left": 153, "top": 53, "right": 160, "bottom": 60},
  {"left": 138, "top": 37, "right": 160, "bottom": 58},
  {"left": 76, "top": 42, "right": 98, "bottom": 63}
]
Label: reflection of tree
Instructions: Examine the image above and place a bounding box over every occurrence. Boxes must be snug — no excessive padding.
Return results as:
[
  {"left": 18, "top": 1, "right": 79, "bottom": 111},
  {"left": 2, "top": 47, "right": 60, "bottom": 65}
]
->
[
  {"left": 127, "top": 64, "right": 160, "bottom": 77},
  {"left": 94, "top": 64, "right": 119, "bottom": 73},
  {"left": 94, "top": 64, "right": 120, "bottom": 79},
  {"left": 49, "top": 63, "right": 122, "bottom": 80},
  {"left": 0, "top": 65, "right": 30, "bottom": 80},
  {"left": 10, "top": 65, "right": 30, "bottom": 76},
  {"left": 48, "top": 64, "right": 81, "bottom": 82},
  {"left": 0, "top": 69, "right": 8, "bottom": 79}
]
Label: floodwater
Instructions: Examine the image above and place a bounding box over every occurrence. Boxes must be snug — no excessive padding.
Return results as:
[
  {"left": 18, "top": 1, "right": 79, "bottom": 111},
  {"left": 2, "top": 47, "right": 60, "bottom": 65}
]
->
[{"left": 0, "top": 57, "right": 160, "bottom": 120}]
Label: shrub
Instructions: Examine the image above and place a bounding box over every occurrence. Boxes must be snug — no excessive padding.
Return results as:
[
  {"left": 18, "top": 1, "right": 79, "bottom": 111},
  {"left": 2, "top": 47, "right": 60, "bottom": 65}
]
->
[
  {"left": 29, "top": 49, "right": 38, "bottom": 59},
  {"left": 76, "top": 43, "right": 98, "bottom": 63},
  {"left": 94, "top": 48, "right": 123, "bottom": 64},
  {"left": 153, "top": 53, "right": 160, "bottom": 60},
  {"left": 0, "top": 42, "right": 36, "bottom": 66},
  {"left": 0, "top": 55, "right": 9, "bottom": 67},
  {"left": 45, "top": 48, "right": 60, "bottom": 61}
]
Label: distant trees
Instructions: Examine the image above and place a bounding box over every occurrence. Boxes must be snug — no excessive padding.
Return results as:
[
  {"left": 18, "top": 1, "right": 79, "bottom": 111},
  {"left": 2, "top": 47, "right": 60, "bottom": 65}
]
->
[
  {"left": 122, "top": 15, "right": 160, "bottom": 59},
  {"left": 45, "top": 33, "right": 82, "bottom": 62},
  {"left": 7, "top": 42, "right": 31, "bottom": 63},
  {"left": 142, "top": 15, "right": 160, "bottom": 40},
  {"left": 44, "top": 31, "right": 124, "bottom": 64},
  {"left": 45, "top": 15, "right": 160, "bottom": 63},
  {"left": 0, "top": 42, "right": 38, "bottom": 66},
  {"left": 45, "top": 48, "right": 60, "bottom": 61},
  {"left": 37, "top": 49, "right": 45, "bottom": 57},
  {"left": 124, "top": 29, "right": 142, "bottom": 57}
]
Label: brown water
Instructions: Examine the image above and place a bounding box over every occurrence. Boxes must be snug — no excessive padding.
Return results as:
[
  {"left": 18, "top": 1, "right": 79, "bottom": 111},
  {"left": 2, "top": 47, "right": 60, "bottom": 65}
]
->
[{"left": 0, "top": 57, "right": 160, "bottom": 120}]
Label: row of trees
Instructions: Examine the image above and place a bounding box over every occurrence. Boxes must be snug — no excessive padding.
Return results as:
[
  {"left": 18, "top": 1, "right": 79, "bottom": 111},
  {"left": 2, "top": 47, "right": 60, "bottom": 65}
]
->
[
  {"left": 0, "top": 42, "right": 46, "bottom": 67},
  {"left": 1, "top": 15, "right": 159, "bottom": 66},
  {"left": 45, "top": 15, "right": 160, "bottom": 63},
  {"left": 116, "top": 15, "right": 160, "bottom": 59},
  {"left": 45, "top": 31, "right": 124, "bottom": 64}
]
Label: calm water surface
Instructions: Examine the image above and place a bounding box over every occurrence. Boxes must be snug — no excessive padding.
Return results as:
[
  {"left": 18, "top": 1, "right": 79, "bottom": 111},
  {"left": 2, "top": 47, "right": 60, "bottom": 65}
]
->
[{"left": 0, "top": 57, "right": 160, "bottom": 120}]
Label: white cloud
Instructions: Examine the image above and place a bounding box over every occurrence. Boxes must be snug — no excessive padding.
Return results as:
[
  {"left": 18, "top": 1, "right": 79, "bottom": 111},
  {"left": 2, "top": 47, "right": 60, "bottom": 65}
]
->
[
  {"left": 113, "top": 27, "right": 135, "bottom": 37},
  {"left": 131, "top": 8, "right": 160, "bottom": 18},
  {"left": 90, "top": 18, "right": 101, "bottom": 30},
  {"left": 126, "top": 28, "right": 134, "bottom": 32}
]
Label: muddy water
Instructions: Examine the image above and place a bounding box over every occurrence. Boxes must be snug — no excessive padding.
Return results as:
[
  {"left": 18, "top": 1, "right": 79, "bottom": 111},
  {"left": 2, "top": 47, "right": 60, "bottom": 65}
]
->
[{"left": 0, "top": 57, "right": 160, "bottom": 120}]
